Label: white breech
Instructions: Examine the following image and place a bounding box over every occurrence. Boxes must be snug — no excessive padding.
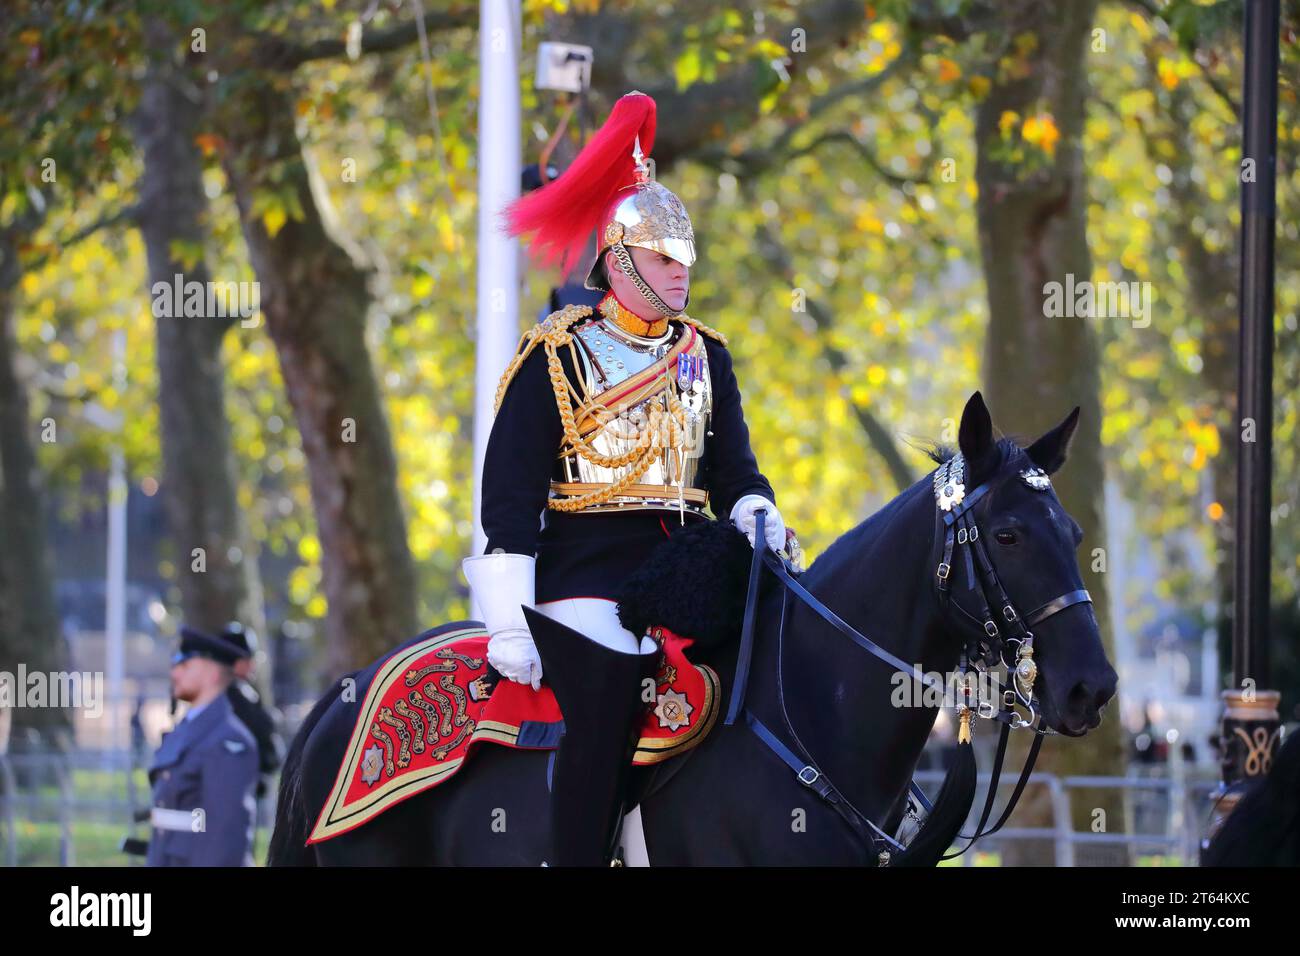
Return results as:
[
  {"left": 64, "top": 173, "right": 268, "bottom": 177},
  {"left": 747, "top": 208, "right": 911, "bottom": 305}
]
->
[
  {"left": 533, "top": 596, "right": 656, "bottom": 867},
  {"left": 533, "top": 597, "right": 658, "bottom": 656}
]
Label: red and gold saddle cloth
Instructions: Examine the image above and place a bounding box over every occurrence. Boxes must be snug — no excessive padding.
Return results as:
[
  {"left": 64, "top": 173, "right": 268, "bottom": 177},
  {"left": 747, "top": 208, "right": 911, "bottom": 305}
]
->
[{"left": 307, "top": 623, "right": 719, "bottom": 843}]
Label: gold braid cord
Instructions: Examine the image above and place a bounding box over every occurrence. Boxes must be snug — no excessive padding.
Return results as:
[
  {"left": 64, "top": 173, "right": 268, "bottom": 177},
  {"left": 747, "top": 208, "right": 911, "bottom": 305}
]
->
[{"left": 492, "top": 304, "right": 728, "bottom": 512}]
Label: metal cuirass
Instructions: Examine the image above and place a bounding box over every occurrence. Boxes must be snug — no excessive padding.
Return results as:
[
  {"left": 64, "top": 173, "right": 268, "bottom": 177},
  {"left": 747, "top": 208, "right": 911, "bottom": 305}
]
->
[{"left": 549, "top": 316, "right": 713, "bottom": 517}]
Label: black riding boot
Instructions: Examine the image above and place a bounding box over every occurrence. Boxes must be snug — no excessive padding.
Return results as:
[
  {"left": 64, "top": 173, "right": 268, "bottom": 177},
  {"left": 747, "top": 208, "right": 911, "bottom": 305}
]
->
[{"left": 522, "top": 605, "right": 661, "bottom": 866}]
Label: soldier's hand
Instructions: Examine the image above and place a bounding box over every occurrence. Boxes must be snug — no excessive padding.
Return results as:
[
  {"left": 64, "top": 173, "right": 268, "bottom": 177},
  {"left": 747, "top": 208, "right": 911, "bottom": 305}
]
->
[
  {"left": 486, "top": 629, "right": 543, "bottom": 691},
  {"left": 730, "top": 495, "right": 786, "bottom": 553}
]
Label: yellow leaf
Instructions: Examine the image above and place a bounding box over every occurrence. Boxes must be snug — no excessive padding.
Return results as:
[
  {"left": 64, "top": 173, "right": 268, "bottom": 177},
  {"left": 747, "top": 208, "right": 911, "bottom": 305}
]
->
[
  {"left": 437, "top": 212, "right": 455, "bottom": 252},
  {"left": 855, "top": 209, "right": 883, "bottom": 234},
  {"left": 262, "top": 206, "right": 287, "bottom": 238},
  {"left": 1157, "top": 58, "right": 1179, "bottom": 91},
  {"left": 1022, "top": 114, "right": 1059, "bottom": 157},
  {"left": 194, "top": 133, "right": 221, "bottom": 157},
  {"left": 675, "top": 47, "right": 701, "bottom": 91},
  {"left": 826, "top": 398, "right": 846, "bottom": 427},
  {"left": 298, "top": 534, "right": 321, "bottom": 563}
]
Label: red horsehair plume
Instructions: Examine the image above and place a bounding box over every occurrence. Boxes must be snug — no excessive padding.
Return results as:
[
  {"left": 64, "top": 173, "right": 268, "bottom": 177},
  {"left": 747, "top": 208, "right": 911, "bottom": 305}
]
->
[{"left": 503, "top": 92, "right": 657, "bottom": 276}]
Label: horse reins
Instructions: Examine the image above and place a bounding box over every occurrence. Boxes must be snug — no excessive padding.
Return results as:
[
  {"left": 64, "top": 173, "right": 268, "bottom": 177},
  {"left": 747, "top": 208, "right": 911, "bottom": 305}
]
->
[{"left": 724, "top": 451, "right": 1093, "bottom": 865}]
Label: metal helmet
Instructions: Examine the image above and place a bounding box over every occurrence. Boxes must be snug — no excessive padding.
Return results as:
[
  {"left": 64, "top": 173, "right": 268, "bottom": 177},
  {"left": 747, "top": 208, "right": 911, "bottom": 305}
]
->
[
  {"left": 583, "top": 137, "right": 697, "bottom": 297},
  {"left": 506, "top": 92, "right": 696, "bottom": 317}
]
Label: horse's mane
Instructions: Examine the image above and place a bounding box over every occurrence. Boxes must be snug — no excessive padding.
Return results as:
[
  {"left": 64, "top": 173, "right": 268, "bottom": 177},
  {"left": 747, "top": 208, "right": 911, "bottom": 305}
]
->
[{"left": 803, "top": 436, "right": 1030, "bottom": 586}]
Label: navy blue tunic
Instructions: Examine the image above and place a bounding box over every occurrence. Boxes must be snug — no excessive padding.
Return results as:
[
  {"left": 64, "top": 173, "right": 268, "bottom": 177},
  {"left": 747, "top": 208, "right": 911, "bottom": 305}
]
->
[{"left": 146, "top": 692, "right": 259, "bottom": 866}]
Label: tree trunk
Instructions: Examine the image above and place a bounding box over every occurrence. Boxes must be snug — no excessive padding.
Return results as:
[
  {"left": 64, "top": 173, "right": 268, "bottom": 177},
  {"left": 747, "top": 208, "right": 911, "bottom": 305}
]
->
[
  {"left": 974, "top": 0, "right": 1128, "bottom": 864},
  {"left": 218, "top": 77, "right": 417, "bottom": 674},
  {"left": 132, "top": 21, "right": 266, "bottom": 645},
  {"left": 0, "top": 228, "right": 70, "bottom": 749}
]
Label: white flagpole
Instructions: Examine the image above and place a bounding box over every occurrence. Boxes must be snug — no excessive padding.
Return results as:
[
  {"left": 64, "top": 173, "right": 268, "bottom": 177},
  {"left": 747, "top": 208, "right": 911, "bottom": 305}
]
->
[{"left": 471, "top": 0, "right": 522, "bottom": 564}]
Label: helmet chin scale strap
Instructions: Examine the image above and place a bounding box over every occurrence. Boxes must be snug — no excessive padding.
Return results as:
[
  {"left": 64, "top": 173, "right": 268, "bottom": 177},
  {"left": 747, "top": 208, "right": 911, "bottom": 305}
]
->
[{"left": 609, "top": 242, "right": 684, "bottom": 318}]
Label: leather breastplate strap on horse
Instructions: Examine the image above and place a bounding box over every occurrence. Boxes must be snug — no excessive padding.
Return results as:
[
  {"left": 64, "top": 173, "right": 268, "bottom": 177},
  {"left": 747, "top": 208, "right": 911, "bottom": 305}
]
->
[{"left": 723, "top": 453, "right": 1094, "bottom": 865}]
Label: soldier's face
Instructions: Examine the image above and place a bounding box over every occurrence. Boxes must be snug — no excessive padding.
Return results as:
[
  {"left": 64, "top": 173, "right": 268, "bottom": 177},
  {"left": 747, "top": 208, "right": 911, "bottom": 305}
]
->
[
  {"left": 170, "top": 657, "right": 221, "bottom": 701},
  {"left": 608, "top": 247, "right": 689, "bottom": 316}
]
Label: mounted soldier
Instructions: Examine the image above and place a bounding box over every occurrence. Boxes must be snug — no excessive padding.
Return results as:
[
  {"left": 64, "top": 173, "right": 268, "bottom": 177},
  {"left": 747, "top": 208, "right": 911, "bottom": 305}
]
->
[{"left": 462, "top": 91, "right": 791, "bottom": 866}]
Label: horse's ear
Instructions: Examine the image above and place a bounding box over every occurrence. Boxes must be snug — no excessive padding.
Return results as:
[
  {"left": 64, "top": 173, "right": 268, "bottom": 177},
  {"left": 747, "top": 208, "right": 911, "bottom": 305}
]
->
[
  {"left": 957, "top": 391, "right": 996, "bottom": 481},
  {"left": 1026, "top": 406, "right": 1080, "bottom": 475}
]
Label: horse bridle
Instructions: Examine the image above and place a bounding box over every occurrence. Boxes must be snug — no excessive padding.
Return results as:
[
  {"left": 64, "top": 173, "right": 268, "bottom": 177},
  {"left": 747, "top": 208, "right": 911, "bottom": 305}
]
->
[
  {"left": 931, "top": 451, "right": 1092, "bottom": 732},
  {"left": 724, "top": 450, "right": 1093, "bottom": 865}
]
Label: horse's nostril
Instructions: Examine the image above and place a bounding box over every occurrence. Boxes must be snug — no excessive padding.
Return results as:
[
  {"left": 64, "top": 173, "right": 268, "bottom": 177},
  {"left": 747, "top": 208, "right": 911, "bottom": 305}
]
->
[
  {"left": 1069, "top": 681, "right": 1100, "bottom": 717},
  {"left": 1068, "top": 676, "right": 1116, "bottom": 721}
]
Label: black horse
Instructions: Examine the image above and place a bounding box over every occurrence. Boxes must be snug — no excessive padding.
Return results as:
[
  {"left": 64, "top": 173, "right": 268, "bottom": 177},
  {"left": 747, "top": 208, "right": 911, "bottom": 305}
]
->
[{"left": 270, "top": 392, "right": 1117, "bottom": 865}]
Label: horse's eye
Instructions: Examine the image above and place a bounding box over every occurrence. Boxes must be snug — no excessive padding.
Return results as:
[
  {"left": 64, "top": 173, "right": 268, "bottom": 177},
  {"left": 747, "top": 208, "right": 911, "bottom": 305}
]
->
[{"left": 994, "top": 530, "right": 1017, "bottom": 546}]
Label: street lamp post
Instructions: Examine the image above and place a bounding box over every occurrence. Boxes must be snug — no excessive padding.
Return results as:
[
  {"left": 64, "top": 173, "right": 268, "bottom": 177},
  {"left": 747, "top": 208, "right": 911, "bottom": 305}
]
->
[{"left": 1206, "top": 0, "right": 1284, "bottom": 852}]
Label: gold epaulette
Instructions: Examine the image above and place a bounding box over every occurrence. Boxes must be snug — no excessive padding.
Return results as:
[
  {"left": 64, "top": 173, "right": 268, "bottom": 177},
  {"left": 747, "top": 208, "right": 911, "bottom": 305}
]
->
[
  {"left": 678, "top": 315, "right": 728, "bottom": 348},
  {"left": 492, "top": 305, "right": 593, "bottom": 415}
]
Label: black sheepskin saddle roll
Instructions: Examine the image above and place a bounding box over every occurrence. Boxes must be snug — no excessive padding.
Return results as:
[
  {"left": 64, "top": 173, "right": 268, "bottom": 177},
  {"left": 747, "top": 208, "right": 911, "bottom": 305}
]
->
[{"left": 615, "top": 518, "right": 769, "bottom": 654}]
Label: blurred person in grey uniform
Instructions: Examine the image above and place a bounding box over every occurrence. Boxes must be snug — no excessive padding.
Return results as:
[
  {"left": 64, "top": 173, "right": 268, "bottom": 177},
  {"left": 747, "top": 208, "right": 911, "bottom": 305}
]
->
[{"left": 146, "top": 626, "right": 258, "bottom": 866}]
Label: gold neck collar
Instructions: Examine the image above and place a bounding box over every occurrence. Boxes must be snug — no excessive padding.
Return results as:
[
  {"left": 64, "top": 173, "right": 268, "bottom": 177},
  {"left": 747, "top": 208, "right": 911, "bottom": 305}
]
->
[{"left": 600, "top": 294, "right": 669, "bottom": 338}]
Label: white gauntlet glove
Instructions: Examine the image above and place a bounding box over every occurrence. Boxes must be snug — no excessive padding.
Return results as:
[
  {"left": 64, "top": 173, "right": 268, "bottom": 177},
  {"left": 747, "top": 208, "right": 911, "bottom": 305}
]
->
[
  {"left": 462, "top": 553, "right": 543, "bottom": 691},
  {"left": 730, "top": 494, "right": 786, "bottom": 553},
  {"left": 484, "top": 630, "right": 542, "bottom": 691}
]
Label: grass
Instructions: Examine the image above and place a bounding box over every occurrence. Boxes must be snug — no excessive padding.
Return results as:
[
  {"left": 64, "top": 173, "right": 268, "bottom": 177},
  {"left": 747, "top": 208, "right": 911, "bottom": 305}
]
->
[
  {"left": 2, "top": 764, "right": 272, "bottom": 866},
  {"left": 0, "top": 820, "right": 135, "bottom": 867}
]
